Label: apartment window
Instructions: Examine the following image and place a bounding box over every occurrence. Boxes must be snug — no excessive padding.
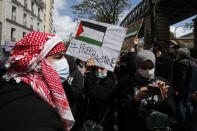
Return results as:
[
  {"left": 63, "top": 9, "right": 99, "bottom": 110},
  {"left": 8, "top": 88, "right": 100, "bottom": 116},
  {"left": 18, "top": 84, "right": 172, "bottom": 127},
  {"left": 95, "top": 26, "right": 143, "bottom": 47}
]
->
[
  {"left": 23, "top": 32, "right": 26, "bottom": 37},
  {"left": 24, "top": 0, "right": 27, "bottom": 7},
  {"left": 37, "top": 22, "right": 40, "bottom": 32},
  {"left": 30, "top": 17, "right": 33, "bottom": 29},
  {"left": 23, "top": 13, "right": 27, "bottom": 26},
  {"left": 12, "top": 6, "right": 16, "bottom": 21},
  {"left": 11, "top": 28, "right": 16, "bottom": 42},
  {"left": 31, "top": 1, "right": 34, "bottom": 13},
  {"left": 38, "top": 8, "right": 40, "bottom": 18}
]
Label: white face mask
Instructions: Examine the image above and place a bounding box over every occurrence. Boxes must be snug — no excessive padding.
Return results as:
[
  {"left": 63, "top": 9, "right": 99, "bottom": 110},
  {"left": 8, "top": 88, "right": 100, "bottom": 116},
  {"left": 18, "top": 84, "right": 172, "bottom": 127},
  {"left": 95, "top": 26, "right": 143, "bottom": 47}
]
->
[
  {"left": 137, "top": 68, "right": 155, "bottom": 79},
  {"left": 52, "top": 57, "right": 69, "bottom": 83}
]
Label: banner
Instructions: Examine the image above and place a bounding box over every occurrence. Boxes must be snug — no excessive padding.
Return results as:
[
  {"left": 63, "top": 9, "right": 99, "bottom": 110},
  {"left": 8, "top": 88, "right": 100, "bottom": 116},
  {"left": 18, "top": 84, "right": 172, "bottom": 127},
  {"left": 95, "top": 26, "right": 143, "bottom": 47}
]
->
[
  {"left": 125, "top": 18, "right": 144, "bottom": 39},
  {"left": 66, "top": 19, "right": 127, "bottom": 71},
  {"left": 121, "top": 18, "right": 144, "bottom": 52}
]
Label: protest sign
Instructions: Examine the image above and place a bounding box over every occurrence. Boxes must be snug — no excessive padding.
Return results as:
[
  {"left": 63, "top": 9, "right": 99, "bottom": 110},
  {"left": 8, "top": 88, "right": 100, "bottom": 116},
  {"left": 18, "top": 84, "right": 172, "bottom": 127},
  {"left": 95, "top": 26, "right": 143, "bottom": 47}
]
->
[
  {"left": 121, "top": 18, "right": 144, "bottom": 52},
  {"left": 66, "top": 19, "right": 126, "bottom": 71}
]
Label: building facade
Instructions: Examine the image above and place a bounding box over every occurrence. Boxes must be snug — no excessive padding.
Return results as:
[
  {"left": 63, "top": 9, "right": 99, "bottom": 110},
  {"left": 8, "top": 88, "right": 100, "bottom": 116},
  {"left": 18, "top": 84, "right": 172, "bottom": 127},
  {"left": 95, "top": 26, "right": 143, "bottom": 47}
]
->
[
  {"left": 176, "top": 32, "right": 194, "bottom": 48},
  {"left": 45, "top": 0, "right": 54, "bottom": 34},
  {"left": 0, "top": 0, "right": 45, "bottom": 58}
]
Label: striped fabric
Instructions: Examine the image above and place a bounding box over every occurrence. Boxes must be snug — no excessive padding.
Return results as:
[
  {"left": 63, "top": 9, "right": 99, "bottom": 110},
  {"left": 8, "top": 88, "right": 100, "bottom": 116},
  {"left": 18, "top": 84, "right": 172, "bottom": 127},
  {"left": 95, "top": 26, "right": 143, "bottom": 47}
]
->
[{"left": 75, "top": 21, "right": 107, "bottom": 47}]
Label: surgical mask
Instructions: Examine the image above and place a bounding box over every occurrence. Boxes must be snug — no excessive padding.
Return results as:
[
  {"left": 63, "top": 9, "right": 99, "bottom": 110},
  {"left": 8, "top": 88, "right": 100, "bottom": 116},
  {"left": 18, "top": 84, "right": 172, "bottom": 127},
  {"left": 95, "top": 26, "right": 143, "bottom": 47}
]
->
[
  {"left": 53, "top": 57, "right": 69, "bottom": 83},
  {"left": 95, "top": 72, "right": 107, "bottom": 79},
  {"left": 137, "top": 68, "right": 155, "bottom": 79},
  {"left": 150, "top": 48, "right": 154, "bottom": 53},
  {"left": 79, "top": 62, "right": 85, "bottom": 68}
]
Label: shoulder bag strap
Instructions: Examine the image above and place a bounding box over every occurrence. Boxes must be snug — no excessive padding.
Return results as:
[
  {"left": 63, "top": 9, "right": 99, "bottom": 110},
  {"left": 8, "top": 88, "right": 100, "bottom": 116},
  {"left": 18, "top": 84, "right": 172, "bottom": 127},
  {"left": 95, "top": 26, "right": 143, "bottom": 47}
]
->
[{"left": 100, "top": 105, "right": 110, "bottom": 125}]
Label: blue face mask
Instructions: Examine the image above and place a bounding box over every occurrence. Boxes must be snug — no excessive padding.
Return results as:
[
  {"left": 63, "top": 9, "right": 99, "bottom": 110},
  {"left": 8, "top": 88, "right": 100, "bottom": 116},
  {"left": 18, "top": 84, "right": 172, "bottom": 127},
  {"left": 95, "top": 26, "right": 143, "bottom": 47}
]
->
[
  {"left": 95, "top": 72, "right": 107, "bottom": 79},
  {"left": 52, "top": 58, "right": 69, "bottom": 83},
  {"left": 79, "top": 62, "right": 85, "bottom": 68}
]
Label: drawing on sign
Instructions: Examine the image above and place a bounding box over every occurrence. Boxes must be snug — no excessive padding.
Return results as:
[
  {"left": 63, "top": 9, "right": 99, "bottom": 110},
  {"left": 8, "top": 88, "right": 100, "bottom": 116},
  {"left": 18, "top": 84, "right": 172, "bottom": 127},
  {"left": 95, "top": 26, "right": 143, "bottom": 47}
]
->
[
  {"left": 75, "top": 21, "right": 107, "bottom": 47},
  {"left": 67, "top": 19, "right": 127, "bottom": 71}
]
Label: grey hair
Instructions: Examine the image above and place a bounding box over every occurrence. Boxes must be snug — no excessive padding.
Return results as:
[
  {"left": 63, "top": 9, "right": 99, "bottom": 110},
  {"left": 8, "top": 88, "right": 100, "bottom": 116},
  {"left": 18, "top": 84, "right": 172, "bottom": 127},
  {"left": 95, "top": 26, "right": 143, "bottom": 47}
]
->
[{"left": 178, "top": 48, "right": 190, "bottom": 59}]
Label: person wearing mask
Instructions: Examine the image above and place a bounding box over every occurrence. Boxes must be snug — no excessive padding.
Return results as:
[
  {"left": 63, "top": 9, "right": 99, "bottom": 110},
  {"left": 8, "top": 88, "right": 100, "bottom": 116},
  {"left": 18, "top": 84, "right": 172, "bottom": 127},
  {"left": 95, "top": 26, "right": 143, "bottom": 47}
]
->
[
  {"left": 82, "top": 58, "right": 117, "bottom": 131},
  {"left": 0, "top": 32, "right": 74, "bottom": 131},
  {"left": 118, "top": 50, "right": 177, "bottom": 131}
]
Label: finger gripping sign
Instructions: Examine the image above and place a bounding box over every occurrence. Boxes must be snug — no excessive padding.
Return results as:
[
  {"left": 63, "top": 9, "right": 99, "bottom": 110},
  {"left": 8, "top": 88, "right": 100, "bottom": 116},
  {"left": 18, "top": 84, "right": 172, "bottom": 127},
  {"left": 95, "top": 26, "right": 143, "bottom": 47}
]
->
[{"left": 66, "top": 19, "right": 127, "bottom": 72}]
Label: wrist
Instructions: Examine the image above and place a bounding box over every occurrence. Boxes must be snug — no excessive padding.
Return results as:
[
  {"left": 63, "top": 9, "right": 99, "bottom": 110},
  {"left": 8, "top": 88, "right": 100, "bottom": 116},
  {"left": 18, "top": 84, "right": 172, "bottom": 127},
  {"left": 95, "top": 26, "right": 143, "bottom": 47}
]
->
[
  {"left": 130, "top": 47, "right": 135, "bottom": 52},
  {"left": 134, "top": 95, "right": 140, "bottom": 101}
]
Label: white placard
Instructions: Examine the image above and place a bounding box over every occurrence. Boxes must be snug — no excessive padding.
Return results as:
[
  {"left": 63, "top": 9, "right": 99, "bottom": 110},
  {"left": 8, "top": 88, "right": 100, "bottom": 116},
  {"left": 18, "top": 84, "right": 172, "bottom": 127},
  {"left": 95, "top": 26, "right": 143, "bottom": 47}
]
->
[{"left": 66, "top": 19, "right": 127, "bottom": 72}]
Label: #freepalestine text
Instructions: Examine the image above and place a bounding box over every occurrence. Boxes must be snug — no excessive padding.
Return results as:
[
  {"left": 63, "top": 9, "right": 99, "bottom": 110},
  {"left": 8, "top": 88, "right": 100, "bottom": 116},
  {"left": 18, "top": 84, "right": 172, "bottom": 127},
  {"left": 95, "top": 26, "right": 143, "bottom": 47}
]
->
[{"left": 69, "top": 42, "right": 116, "bottom": 68}]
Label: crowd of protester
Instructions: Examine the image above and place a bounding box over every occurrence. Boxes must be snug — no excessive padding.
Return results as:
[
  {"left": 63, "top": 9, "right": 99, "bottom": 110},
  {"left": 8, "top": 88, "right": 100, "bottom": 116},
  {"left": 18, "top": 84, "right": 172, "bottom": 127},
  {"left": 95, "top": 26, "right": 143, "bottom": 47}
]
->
[{"left": 0, "top": 32, "right": 197, "bottom": 131}]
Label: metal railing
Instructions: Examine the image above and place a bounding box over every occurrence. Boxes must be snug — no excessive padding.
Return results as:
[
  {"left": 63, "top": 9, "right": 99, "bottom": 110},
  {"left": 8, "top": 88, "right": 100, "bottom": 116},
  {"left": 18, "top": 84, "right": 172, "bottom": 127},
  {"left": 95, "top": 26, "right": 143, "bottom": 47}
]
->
[
  {"left": 12, "top": 15, "right": 16, "bottom": 21},
  {"left": 120, "top": 0, "right": 150, "bottom": 27},
  {"left": 23, "top": 21, "right": 27, "bottom": 26}
]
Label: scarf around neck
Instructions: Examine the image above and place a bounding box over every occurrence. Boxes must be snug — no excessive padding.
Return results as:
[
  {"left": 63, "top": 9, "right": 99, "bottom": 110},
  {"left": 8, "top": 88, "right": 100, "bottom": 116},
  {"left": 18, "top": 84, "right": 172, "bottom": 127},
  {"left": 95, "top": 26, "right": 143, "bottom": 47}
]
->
[{"left": 6, "top": 32, "right": 74, "bottom": 130}]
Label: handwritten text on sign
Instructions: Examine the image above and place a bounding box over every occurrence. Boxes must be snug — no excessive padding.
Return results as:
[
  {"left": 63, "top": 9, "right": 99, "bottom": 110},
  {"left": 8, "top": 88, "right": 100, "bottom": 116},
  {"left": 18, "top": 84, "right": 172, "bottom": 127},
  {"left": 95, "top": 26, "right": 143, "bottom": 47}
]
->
[
  {"left": 67, "top": 39, "right": 117, "bottom": 71},
  {"left": 66, "top": 19, "right": 126, "bottom": 71}
]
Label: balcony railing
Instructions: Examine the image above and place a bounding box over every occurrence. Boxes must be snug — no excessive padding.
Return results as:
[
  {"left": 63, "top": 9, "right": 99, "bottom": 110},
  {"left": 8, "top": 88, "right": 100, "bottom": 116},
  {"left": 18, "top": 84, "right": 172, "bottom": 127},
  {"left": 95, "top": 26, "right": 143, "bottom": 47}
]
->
[
  {"left": 12, "top": 15, "right": 16, "bottom": 21},
  {"left": 24, "top": 3, "right": 27, "bottom": 7},
  {"left": 23, "top": 21, "right": 27, "bottom": 26}
]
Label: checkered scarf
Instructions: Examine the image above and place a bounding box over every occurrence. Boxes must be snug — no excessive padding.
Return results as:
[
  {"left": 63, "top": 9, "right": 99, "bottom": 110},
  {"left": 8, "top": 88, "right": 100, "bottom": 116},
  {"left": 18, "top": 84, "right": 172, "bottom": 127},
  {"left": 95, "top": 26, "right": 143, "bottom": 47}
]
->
[{"left": 6, "top": 32, "right": 74, "bottom": 130}]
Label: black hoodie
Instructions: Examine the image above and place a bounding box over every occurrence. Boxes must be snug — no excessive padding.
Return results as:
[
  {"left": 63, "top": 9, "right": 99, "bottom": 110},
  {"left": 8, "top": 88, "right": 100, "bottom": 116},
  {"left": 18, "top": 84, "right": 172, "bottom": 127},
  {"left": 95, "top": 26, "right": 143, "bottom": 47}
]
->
[{"left": 0, "top": 80, "right": 64, "bottom": 131}]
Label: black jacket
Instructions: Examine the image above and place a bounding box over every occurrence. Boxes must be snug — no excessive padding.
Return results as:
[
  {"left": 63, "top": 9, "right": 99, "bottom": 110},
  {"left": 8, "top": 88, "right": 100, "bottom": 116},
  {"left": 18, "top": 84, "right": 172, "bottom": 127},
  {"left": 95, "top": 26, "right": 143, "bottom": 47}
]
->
[
  {"left": 84, "top": 71, "right": 117, "bottom": 131},
  {"left": 115, "top": 52, "right": 137, "bottom": 79},
  {"left": 64, "top": 55, "right": 84, "bottom": 110},
  {"left": 117, "top": 74, "right": 177, "bottom": 131},
  {"left": 64, "top": 55, "right": 85, "bottom": 131},
  {"left": 173, "top": 58, "right": 194, "bottom": 97},
  {"left": 155, "top": 54, "right": 174, "bottom": 82},
  {"left": 0, "top": 80, "right": 64, "bottom": 131}
]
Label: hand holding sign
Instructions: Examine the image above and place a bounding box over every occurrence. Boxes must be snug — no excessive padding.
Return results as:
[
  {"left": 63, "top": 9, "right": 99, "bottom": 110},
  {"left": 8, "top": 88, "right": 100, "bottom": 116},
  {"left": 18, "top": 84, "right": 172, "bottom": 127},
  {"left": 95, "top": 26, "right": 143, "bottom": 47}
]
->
[
  {"left": 129, "top": 37, "right": 139, "bottom": 52},
  {"left": 87, "top": 58, "right": 96, "bottom": 67},
  {"left": 133, "top": 37, "right": 139, "bottom": 45},
  {"left": 86, "top": 58, "right": 96, "bottom": 72}
]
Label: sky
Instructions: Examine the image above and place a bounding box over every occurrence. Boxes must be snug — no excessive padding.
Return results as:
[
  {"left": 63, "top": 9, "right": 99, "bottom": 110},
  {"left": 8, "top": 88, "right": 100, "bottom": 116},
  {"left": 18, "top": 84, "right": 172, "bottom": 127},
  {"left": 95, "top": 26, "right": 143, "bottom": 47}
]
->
[{"left": 53, "top": 0, "right": 196, "bottom": 40}]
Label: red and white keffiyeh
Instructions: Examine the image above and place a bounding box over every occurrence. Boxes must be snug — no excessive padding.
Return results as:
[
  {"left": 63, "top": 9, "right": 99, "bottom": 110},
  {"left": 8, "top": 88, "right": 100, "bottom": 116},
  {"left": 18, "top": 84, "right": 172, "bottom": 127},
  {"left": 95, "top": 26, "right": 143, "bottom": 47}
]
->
[{"left": 6, "top": 32, "right": 74, "bottom": 130}]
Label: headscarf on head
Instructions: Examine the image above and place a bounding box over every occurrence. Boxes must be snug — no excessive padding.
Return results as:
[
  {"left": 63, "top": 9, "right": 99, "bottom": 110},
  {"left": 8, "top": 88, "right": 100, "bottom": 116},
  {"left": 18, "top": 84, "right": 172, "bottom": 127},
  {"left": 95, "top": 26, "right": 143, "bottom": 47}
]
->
[
  {"left": 6, "top": 32, "right": 74, "bottom": 130},
  {"left": 136, "top": 50, "right": 156, "bottom": 67},
  {"left": 135, "top": 50, "right": 156, "bottom": 82}
]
